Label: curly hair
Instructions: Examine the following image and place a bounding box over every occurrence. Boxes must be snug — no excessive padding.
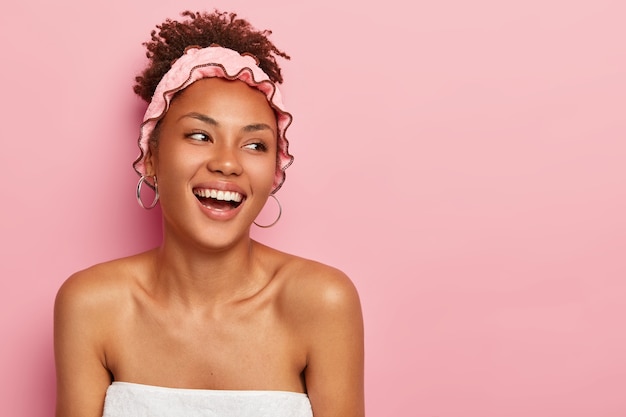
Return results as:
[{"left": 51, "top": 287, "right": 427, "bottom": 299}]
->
[{"left": 134, "top": 10, "right": 290, "bottom": 102}]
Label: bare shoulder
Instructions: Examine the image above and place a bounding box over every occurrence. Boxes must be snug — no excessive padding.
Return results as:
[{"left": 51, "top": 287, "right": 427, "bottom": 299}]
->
[
  {"left": 55, "top": 251, "right": 153, "bottom": 320},
  {"left": 56, "top": 254, "right": 136, "bottom": 303},
  {"left": 270, "top": 250, "right": 362, "bottom": 327},
  {"left": 267, "top": 249, "right": 365, "bottom": 416},
  {"left": 54, "top": 252, "right": 155, "bottom": 417}
]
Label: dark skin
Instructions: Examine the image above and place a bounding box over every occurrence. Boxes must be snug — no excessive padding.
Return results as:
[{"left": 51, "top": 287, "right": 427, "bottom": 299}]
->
[{"left": 54, "top": 80, "right": 365, "bottom": 417}]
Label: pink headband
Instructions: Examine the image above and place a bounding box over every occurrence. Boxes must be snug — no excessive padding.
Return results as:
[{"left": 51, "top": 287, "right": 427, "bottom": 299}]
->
[{"left": 133, "top": 45, "right": 294, "bottom": 193}]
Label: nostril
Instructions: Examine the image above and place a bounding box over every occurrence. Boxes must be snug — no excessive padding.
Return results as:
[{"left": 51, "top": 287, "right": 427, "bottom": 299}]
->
[{"left": 206, "top": 150, "right": 243, "bottom": 175}]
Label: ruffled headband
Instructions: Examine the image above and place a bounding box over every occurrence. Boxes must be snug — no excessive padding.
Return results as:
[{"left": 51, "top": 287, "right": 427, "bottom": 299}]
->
[{"left": 133, "top": 45, "right": 294, "bottom": 193}]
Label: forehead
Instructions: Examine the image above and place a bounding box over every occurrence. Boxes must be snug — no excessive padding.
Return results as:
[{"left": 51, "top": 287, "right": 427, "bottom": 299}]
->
[{"left": 168, "top": 78, "right": 276, "bottom": 121}]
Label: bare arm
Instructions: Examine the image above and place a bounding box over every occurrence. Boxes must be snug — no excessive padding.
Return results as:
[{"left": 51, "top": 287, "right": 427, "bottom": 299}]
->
[
  {"left": 54, "top": 273, "right": 112, "bottom": 417},
  {"left": 302, "top": 270, "right": 365, "bottom": 417}
]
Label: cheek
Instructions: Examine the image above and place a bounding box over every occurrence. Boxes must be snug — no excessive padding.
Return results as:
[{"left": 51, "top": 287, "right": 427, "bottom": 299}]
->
[
  {"left": 246, "top": 156, "right": 277, "bottom": 188},
  {"left": 152, "top": 148, "right": 197, "bottom": 196},
  {"left": 156, "top": 139, "right": 199, "bottom": 171}
]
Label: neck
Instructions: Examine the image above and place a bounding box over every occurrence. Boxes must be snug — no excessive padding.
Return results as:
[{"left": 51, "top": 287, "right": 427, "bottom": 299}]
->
[{"left": 149, "top": 231, "right": 267, "bottom": 308}]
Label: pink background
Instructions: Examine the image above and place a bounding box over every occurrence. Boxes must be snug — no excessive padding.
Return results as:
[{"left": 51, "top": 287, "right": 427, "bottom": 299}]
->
[{"left": 1, "top": 0, "right": 625, "bottom": 416}]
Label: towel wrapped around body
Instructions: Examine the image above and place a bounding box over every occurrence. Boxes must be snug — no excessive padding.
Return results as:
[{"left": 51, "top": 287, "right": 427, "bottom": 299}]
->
[{"left": 103, "top": 382, "right": 313, "bottom": 417}]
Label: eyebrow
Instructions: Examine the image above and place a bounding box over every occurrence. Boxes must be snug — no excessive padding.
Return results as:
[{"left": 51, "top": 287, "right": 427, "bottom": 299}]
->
[
  {"left": 179, "top": 112, "right": 218, "bottom": 125},
  {"left": 242, "top": 123, "right": 275, "bottom": 135},
  {"left": 179, "top": 112, "right": 275, "bottom": 135}
]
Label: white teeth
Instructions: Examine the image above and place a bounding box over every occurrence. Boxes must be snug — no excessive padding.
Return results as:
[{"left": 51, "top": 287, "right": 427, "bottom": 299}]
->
[{"left": 194, "top": 188, "right": 243, "bottom": 202}]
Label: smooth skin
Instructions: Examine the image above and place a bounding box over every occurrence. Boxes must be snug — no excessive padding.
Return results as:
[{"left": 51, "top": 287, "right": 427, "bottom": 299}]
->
[{"left": 54, "top": 78, "right": 364, "bottom": 417}]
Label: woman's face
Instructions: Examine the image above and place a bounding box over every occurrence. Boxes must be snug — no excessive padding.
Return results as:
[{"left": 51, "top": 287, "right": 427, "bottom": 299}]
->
[{"left": 147, "top": 78, "right": 278, "bottom": 249}]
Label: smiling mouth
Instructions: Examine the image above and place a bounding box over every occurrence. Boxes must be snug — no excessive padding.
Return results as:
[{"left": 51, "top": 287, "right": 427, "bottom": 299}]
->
[{"left": 193, "top": 188, "right": 244, "bottom": 211}]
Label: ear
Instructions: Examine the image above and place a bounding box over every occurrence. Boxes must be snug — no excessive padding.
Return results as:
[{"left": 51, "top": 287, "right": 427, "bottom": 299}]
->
[{"left": 144, "top": 146, "right": 157, "bottom": 177}]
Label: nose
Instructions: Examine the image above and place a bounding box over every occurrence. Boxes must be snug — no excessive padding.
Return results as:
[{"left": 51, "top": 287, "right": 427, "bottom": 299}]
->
[{"left": 206, "top": 143, "right": 243, "bottom": 176}]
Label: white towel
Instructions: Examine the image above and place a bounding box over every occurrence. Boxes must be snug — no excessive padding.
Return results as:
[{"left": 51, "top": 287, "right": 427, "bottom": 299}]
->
[{"left": 103, "top": 382, "right": 313, "bottom": 417}]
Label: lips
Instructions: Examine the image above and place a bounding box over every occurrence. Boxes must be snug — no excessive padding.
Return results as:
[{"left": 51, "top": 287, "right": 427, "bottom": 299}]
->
[{"left": 192, "top": 188, "right": 244, "bottom": 211}]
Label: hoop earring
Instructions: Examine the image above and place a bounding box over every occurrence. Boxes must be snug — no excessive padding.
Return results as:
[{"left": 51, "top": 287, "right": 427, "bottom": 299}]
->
[
  {"left": 136, "top": 175, "right": 159, "bottom": 209},
  {"left": 254, "top": 194, "right": 282, "bottom": 228}
]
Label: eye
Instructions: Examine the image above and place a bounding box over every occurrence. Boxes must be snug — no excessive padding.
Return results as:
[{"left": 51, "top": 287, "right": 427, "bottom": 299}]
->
[
  {"left": 186, "top": 131, "right": 211, "bottom": 142},
  {"left": 243, "top": 142, "right": 268, "bottom": 152}
]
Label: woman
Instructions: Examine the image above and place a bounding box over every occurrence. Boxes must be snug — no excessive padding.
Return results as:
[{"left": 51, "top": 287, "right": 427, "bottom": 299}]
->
[{"left": 54, "top": 10, "right": 364, "bottom": 417}]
